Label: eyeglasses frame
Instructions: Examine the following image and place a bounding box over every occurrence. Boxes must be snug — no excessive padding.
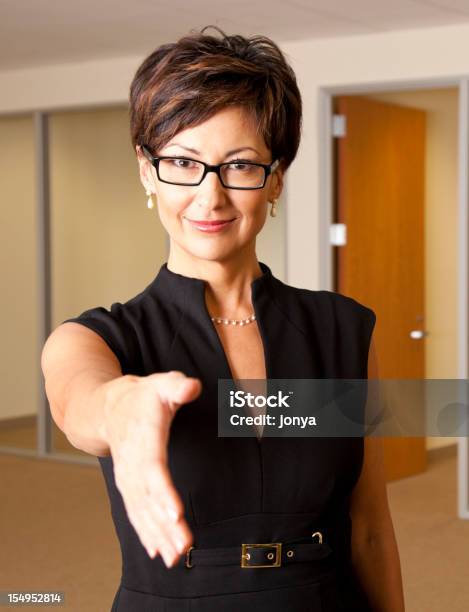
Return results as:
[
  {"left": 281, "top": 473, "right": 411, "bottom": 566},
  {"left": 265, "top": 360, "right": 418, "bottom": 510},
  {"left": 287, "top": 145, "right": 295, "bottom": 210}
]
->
[{"left": 140, "top": 144, "right": 280, "bottom": 190}]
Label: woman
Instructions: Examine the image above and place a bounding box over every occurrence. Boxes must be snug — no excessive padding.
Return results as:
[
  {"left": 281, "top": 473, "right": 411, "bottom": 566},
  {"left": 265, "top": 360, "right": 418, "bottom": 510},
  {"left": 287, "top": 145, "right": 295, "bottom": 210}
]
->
[{"left": 41, "top": 26, "right": 405, "bottom": 611}]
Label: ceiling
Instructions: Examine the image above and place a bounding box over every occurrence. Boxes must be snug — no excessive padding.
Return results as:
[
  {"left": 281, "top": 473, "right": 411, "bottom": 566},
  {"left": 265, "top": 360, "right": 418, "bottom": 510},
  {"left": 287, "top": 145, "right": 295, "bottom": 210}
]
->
[{"left": 2, "top": 0, "right": 469, "bottom": 71}]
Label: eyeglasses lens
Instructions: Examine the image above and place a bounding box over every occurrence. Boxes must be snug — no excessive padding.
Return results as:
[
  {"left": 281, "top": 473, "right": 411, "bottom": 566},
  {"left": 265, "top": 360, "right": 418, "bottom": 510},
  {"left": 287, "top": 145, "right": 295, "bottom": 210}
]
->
[{"left": 158, "top": 158, "right": 265, "bottom": 188}]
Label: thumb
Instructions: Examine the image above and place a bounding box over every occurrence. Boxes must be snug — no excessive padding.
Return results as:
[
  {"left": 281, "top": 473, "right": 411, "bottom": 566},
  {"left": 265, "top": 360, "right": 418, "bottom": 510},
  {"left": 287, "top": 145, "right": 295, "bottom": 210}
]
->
[
  {"left": 151, "top": 371, "right": 202, "bottom": 414},
  {"left": 173, "top": 376, "right": 202, "bottom": 405}
]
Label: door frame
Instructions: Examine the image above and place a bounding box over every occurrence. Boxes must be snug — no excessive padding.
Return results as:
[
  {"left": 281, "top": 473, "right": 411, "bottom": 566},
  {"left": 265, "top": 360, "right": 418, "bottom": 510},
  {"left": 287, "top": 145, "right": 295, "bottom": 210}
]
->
[{"left": 318, "top": 77, "right": 469, "bottom": 519}]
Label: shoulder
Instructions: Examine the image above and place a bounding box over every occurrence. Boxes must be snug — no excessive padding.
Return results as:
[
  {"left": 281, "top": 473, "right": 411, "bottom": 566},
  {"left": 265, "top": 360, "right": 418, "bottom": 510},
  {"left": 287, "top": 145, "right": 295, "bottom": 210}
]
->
[
  {"left": 271, "top": 281, "right": 376, "bottom": 377},
  {"left": 303, "top": 286, "right": 373, "bottom": 315},
  {"left": 64, "top": 286, "right": 150, "bottom": 334},
  {"left": 60, "top": 284, "right": 156, "bottom": 375},
  {"left": 271, "top": 277, "right": 376, "bottom": 331}
]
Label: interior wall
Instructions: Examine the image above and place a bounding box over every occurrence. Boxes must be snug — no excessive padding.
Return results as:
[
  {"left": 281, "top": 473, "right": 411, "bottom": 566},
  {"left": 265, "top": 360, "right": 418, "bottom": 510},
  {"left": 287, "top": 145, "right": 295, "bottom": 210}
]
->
[
  {"left": 0, "top": 115, "right": 38, "bottom": 420},
  {"left": 365, "top": 88, "right": 459, "bottom": 450},
  {"left": 50, "top": 106, "right": 168, "bottom": 327}
]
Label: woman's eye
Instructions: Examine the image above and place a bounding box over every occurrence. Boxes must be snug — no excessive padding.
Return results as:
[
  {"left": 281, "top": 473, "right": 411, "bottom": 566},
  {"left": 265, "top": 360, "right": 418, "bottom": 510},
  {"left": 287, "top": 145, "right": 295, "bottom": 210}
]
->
[
  {"left": 229, "top": 162, "right": 251, "bottom": 171},
  {"left": 172, "top": 158, "right": 192, "bottom": 168}
]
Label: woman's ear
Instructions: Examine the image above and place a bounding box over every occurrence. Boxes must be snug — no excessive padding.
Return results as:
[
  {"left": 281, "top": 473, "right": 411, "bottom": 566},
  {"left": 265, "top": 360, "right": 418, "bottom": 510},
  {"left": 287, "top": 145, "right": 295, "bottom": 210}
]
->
[
  {"left": 135, "top": 145, "right": 155, "bottom": 192},
  {"left": 269, "top": 166, "right": 285, "bottom": 201}
]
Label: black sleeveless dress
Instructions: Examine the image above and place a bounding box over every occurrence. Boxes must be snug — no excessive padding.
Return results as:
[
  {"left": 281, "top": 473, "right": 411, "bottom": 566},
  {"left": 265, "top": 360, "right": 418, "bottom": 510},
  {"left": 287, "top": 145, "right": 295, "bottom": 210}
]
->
[{"left": 63, "top": 261, "right": 376, "bottom": 611}]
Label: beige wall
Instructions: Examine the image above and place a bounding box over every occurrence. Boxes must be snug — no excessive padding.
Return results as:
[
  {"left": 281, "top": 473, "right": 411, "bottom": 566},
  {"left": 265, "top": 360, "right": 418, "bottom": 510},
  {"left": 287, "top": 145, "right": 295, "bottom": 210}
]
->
[
  {"left": 0, "top": 115, "right": 38, "bottom": 420},
  {"left": 366, "top": 89, "right": 458, "bottom": 449},
  {"left": 50, "top": 106, "right": 168, "bottom": 325}
]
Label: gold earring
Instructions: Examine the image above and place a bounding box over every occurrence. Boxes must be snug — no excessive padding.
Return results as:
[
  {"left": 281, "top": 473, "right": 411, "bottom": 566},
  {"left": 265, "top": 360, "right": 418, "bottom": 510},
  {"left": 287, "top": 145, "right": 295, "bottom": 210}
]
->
[
  {"left": 270, "top": 198, "right": 279, "bottom": 218},
  {"left": 146, "top": 189, "right": 156, "bottom": 210}
]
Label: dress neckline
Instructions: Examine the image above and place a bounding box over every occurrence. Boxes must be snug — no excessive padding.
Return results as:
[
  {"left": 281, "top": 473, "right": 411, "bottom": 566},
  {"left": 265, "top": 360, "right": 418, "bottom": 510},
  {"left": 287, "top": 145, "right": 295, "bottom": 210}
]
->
[
  {"left": 149, "top": 260, "right": 275, "bottom": 444},
  {"left": 150, "top": 260, "right": 274, "bottom": 312}
]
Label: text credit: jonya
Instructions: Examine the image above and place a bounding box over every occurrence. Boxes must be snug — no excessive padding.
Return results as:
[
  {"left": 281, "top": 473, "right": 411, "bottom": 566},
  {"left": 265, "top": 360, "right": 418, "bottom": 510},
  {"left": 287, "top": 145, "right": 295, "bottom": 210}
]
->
[{"left": 230, "top": 413, "right": 318, "bottom": 429}]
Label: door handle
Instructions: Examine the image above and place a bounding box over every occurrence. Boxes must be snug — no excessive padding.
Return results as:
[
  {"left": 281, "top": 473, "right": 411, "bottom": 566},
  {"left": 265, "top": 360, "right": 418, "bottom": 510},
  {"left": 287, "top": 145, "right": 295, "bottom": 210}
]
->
[{"left": 409, "top": 329, "right": 429, "bottom": 339}]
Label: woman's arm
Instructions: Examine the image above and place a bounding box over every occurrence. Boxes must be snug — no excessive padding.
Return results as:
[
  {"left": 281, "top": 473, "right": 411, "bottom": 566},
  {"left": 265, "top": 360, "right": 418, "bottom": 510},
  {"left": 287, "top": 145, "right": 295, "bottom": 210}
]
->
[
  {"left": 349, "top": 337, "right": 406, "bottom": 611},
  {"left": 41, "top": 322, "right": 125, "bottom": 456}
]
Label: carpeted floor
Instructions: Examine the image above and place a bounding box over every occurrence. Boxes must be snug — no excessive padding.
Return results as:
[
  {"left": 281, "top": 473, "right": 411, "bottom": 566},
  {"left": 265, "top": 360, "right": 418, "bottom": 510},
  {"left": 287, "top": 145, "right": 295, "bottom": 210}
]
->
[
  {"left": 386, "top": 446, "right": 469, "bottom": 611},
  {"left": 0, "top": 453, "right": 120, "bottom": 611},
  {"left": 0, "top": 446, "right": 467, "bottom": 611}
]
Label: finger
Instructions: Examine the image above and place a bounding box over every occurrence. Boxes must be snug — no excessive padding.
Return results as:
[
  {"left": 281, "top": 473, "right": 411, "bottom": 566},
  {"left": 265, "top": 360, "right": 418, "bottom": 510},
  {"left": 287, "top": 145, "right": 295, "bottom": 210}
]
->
[
  {"left": 148, "top": 497, "right": 193, "bottom": 559},
  {"left": 150, "top": 372, "right": 202, "bottom": 413},
  {"left": 114, "top": 473, "right": 159, "bottom": 553},
  {"left": 124, "top": 496, "right": 162, "bottom": 560},
  {"left": 145, "top": 460, "right": 185, "bottom": 522},
  {"left": 144, "top": 467, "right": 194, "bottom": 561},
  {"left": 122, "top": 489, "right": 178, "bottom": 566},
  {"left": 135, "top": 476, "right": 185, "bottom": 558},
  {"left": 139, "top": 506, "right": 180, "bottom": 566}
]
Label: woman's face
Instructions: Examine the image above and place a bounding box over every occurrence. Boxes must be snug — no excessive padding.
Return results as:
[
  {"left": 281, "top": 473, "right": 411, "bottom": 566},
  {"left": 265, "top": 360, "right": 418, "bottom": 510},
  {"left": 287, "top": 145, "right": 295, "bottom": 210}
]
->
[{"left": 136, "top": 106, "right": 284, "bottom": 263}]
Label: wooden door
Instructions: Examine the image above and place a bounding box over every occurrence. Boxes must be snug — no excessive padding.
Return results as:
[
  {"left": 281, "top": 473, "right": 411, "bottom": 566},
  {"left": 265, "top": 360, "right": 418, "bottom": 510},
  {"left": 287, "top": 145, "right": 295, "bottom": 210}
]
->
[{"left": 334, "top": 95, "right": 427, "bottom": 481}]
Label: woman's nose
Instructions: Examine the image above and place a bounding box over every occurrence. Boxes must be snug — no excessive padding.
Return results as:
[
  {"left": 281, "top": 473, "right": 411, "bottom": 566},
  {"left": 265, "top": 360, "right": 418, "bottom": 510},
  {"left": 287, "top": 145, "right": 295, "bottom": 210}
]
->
[{"left": 194, "top": 170, "right": 227, "bottom": 205}]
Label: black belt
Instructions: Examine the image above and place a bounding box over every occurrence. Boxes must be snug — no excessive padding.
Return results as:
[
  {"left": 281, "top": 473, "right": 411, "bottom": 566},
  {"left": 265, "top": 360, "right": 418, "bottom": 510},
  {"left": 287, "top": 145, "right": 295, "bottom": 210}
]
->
[{"left": 180, "top": 530, "right": 332, "bottom": 569}]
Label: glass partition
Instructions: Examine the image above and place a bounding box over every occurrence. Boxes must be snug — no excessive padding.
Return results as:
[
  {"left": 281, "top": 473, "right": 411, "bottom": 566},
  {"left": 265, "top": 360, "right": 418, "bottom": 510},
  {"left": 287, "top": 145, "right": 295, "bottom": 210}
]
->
[{"left": 0, "top": 114, "right": 38, "bottom": 452}]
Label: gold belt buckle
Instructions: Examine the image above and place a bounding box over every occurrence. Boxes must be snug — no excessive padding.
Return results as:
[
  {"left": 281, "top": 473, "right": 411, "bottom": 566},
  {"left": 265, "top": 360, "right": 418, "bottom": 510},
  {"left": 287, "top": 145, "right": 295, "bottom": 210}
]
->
[{"left": 241, "top": 542, "right": 282, "bottom": 568}]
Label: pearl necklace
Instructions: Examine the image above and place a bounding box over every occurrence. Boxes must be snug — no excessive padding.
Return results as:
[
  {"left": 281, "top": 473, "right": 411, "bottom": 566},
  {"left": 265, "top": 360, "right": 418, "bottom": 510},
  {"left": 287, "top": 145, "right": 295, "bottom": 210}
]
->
[{"left": 211, "top": 313, "right": 256, "bottom": 326}]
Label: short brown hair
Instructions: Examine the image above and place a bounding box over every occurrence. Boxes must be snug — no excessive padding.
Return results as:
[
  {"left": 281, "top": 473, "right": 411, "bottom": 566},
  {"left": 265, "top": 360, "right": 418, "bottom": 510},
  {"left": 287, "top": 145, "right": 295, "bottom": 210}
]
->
[{"left": 129, "top": 25, "right": 302, "bottom": 172}]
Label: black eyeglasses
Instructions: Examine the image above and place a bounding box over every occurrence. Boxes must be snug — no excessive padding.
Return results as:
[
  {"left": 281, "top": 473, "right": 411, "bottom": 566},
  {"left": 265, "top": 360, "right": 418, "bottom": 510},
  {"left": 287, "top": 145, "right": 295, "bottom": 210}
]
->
[{"left": 140, "top": 144, "right": 280, "bottom": 190}]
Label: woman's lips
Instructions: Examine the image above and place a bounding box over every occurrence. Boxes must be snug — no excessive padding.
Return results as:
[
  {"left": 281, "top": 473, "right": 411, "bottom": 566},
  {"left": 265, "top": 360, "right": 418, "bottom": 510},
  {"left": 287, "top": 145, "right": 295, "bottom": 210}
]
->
[{"left": 185, "top": 218, "right": 236, "bottom": 232}]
